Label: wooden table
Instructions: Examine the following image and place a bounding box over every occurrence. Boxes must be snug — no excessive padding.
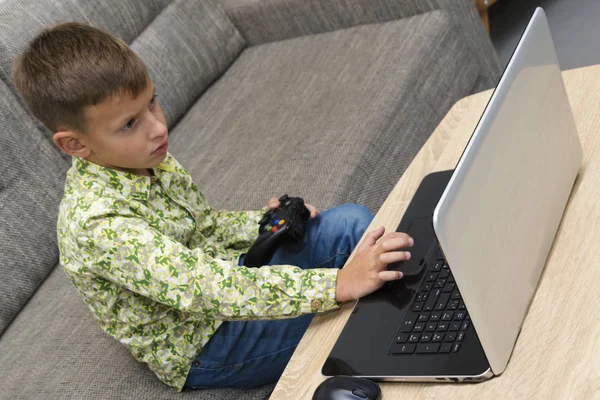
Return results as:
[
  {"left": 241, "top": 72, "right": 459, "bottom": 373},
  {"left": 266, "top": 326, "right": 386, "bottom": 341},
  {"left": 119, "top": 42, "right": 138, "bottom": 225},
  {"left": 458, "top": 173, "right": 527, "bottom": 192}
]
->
[{"left": 272, "top": 65, "right": 600, "bottom": 400}]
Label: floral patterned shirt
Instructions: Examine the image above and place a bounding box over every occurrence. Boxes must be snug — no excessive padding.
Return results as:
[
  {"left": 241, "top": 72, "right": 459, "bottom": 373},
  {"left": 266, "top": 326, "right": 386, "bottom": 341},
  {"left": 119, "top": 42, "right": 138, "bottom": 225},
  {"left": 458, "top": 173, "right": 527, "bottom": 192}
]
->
[{"left": 57, "top": 154, "right": 339, "bottom": 391}]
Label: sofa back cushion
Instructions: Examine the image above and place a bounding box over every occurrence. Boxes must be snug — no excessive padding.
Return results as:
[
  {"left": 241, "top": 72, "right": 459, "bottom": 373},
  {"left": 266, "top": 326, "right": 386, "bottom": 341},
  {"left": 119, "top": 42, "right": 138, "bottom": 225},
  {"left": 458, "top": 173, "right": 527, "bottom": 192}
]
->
[
  {"left": 0, "top": 79, "right": 69, "bottom": 335},
  {"left": 0, "top": 0, "right": 245, "bottom": 131}
]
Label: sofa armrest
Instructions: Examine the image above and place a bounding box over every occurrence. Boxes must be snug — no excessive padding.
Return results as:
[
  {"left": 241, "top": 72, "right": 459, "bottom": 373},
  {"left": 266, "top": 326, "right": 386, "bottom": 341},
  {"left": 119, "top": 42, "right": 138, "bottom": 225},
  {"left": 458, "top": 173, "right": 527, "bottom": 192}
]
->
[
  {"left": 219, "top": 0, "right": 502, "bottom": 87},
  {"left": 435, "top": 0, "right": 502, "bottom": 89},
  {"left": 218, "top": 0, "right": 437, "bottom": 45}
]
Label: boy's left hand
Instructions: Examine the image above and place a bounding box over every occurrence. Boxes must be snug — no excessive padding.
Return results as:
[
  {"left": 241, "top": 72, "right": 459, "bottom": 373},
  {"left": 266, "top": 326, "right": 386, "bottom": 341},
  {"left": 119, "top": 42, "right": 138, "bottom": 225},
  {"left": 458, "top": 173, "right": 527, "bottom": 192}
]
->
[{"left": 268, "top": 197, "right": 319, "bottom": 219}]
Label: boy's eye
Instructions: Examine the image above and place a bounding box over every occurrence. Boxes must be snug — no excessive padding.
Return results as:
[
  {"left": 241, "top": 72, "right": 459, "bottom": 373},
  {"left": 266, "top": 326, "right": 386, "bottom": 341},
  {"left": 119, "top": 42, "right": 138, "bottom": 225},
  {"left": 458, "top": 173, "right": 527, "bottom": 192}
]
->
[
  {"left": 149, "top": 93, "right": 158, "bottom": 107},
  {"left": 121, "top": 119, "right": 136, "bottom": 131}
]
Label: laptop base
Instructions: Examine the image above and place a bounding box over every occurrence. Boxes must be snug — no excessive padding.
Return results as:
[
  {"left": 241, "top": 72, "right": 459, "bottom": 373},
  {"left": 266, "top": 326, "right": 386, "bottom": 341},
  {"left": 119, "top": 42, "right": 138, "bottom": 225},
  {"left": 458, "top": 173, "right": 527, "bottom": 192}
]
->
[{"left": 322, "top": 171, "right": 491, "bottom": 380}]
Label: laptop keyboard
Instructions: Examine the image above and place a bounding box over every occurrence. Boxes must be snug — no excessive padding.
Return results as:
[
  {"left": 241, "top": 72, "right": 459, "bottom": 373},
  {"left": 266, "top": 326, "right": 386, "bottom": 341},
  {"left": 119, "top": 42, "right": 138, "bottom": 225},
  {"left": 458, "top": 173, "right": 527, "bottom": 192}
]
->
[{"left": 389, "top": 260, "right": 470, "bottom": 355}]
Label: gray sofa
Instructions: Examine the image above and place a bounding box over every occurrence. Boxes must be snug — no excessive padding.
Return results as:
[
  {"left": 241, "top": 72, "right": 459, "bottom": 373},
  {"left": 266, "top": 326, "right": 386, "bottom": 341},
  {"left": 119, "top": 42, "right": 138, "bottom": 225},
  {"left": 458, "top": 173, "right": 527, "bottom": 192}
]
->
[{"left": 0, "top": 0, "right": 500, "bottom": 398}]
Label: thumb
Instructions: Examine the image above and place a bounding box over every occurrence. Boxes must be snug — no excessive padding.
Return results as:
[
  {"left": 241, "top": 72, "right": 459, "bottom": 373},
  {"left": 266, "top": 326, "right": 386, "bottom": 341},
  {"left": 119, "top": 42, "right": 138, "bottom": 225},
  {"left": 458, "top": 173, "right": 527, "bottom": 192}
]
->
[{"left": 363, "top": 226, "right": 385, "bottom": 247}]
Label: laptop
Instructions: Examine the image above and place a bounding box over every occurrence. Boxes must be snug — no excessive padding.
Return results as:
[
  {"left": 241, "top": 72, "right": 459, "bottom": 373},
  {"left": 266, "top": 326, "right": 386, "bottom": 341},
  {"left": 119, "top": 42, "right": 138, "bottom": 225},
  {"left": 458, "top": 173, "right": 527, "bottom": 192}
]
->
[{"left": 323, "top": 8, "right": 582, "bottom": 382}]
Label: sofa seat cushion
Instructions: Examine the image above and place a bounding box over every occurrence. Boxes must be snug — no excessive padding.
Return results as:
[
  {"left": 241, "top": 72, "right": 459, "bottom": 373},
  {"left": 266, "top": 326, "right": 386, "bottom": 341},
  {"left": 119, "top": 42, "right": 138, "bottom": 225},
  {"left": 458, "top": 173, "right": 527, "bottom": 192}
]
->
[
  {"left": 169, "top": 10, "right": 479, "bottom": 213},
  {"left": 0, "top": 265, "right": 273, "bottom": 400}
]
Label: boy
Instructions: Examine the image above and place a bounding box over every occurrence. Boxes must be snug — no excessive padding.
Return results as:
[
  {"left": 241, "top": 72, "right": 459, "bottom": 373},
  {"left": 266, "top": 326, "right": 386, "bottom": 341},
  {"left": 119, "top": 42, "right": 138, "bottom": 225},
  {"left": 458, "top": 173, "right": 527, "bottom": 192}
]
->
[{"left": 12, "top": 23, "right": 412, "bottom": 391}]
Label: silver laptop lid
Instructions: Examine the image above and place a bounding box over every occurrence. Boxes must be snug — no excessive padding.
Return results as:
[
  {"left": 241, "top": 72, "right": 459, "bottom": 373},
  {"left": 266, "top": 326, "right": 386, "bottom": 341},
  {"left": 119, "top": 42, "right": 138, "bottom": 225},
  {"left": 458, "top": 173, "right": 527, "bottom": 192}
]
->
[{"left": 432, "top": 8, "right": 582, "bottom": 375}]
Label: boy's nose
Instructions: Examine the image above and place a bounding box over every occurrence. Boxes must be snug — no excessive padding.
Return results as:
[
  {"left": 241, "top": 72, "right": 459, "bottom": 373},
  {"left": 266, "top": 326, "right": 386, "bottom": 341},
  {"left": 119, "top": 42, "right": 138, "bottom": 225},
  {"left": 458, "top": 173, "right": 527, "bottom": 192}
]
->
[{"left": 148, "top": 117, "right": 167, "bottom": 140}]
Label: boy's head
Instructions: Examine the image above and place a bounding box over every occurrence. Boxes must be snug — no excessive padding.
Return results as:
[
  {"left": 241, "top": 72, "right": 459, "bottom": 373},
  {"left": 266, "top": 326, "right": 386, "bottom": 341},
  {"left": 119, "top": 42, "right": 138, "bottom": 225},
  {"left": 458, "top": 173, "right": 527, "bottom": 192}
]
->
[{"left": 12, "top": 22, "right": 168, "bottom": 175}]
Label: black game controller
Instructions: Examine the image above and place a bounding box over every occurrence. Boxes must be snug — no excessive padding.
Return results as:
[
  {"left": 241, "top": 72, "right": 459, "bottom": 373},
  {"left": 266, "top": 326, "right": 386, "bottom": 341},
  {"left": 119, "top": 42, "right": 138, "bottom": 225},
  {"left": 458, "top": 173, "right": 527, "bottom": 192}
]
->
[{"left": 243, "top": 195, "right": 311, "bottom": 267}]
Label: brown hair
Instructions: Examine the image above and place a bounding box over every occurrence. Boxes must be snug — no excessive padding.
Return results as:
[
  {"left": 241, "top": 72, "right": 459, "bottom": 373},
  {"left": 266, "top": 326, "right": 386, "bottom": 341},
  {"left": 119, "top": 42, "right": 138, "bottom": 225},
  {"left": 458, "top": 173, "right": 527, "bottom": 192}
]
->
[{"left": 11, "top": 22, "right": 149, "bottom": 133}]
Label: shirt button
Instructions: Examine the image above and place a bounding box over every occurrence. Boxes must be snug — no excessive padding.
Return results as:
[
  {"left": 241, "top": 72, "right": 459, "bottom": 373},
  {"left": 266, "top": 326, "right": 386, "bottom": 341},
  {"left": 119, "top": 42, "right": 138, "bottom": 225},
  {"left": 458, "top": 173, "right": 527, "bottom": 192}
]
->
[{"left": 311, "top": 299, "right": 322, "bottom": 309}]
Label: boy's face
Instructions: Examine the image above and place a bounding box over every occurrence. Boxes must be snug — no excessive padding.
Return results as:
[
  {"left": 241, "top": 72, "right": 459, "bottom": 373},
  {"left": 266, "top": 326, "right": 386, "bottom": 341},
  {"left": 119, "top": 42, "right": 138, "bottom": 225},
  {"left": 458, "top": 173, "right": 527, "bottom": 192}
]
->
[{"left": 55, "top": 82, "right": 168, "bottom": 176}]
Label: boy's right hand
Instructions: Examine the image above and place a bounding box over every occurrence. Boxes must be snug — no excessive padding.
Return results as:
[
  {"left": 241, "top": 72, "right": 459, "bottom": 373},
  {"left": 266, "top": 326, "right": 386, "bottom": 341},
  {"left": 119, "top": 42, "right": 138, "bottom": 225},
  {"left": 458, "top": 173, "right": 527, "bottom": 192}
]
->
[{"left": 335, "top": 226, "right": 413, "bottom": 303}]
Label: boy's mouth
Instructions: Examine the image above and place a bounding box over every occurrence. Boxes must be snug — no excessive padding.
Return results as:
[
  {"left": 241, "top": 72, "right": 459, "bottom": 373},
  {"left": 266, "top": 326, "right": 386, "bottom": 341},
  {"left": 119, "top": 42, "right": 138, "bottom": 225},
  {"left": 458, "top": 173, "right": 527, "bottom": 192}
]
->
[{"left": 152, "top": 141, "right": 168, "bottom": 155}]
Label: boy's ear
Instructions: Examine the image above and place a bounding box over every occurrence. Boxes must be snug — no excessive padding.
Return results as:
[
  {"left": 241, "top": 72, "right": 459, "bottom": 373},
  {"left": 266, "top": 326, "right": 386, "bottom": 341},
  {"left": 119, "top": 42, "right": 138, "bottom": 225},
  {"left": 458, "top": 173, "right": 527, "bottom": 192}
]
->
[{"left": 53, "top": 130, "right": 91, "bottom": 158}]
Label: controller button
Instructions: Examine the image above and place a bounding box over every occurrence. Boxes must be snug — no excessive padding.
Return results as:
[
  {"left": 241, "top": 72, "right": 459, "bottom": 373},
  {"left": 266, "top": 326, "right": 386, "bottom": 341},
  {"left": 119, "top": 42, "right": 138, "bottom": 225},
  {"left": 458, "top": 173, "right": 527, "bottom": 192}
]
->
[
  {"left": 278, "top": 220, "right": 285, "bottom": 225},
  {"left": 274, "top": 219, "right": 280, "bottom": 225},
  {"left": 272, "top": 227, "right": 278, "bottom": 233}
]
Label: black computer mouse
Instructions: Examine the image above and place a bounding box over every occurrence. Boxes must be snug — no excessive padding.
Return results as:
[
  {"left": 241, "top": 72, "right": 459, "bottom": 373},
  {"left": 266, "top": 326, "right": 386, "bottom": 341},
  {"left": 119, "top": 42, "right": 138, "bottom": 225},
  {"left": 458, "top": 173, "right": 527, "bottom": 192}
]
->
[{"left": 313, "top": 376, "right": 381, "bottom": 400}]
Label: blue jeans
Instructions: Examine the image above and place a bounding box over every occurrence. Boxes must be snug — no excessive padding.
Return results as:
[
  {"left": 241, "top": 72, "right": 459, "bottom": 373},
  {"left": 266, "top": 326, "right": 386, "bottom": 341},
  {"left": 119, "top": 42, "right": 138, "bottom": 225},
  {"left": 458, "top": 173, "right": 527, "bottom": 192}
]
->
[{"left": 184, "top": 204, "right": 373, "bottom": 389}]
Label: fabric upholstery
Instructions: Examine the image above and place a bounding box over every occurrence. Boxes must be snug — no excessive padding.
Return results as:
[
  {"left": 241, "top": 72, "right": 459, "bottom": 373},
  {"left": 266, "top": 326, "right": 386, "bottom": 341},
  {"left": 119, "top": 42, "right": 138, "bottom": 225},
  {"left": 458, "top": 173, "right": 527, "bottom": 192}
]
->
[
  {"left": 131, "top": 0, "right": 246, "bottom": 128},
  {"left": 0, "top": 79, "right": 69, "bottom": 335},
  {"left": 0, "top": 265, "right": 274, "bottom": 400},
  {"left": 168, "top": 10, "right": 479, "bottom": 214},
  {"left": 219, "top": 0, "right": 501, "bottom": 89},
  {"left": 220, "top": 0, "right": 431, "bottom": 44},
  {"left": 0, "top": 0, "right": 245, "bottom": 139},
  {"left": 434, "top": 0, "right": 502, "bottom": 89}
]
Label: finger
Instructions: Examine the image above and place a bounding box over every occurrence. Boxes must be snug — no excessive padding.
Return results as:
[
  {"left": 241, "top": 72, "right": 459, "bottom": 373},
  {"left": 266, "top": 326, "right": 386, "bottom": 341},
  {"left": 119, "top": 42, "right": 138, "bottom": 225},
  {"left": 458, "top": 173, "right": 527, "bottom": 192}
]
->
[
  {"left": 380, "top": 235, "right": 414, "bottom": 251},
  {"left": 378, "top": 270, "right": 404, "bottom": 282},
  {"left": 268, "top": 197, "right": 279, "bottom": 209},
  {"left": 362, "top": 226, "right": 385, "bottom": 246},
  {"left": 379, "top": 251, "right": 411, "bottom": 264},
  {"left": 306, "top": 204, "right": 319, "bottom": 218}
]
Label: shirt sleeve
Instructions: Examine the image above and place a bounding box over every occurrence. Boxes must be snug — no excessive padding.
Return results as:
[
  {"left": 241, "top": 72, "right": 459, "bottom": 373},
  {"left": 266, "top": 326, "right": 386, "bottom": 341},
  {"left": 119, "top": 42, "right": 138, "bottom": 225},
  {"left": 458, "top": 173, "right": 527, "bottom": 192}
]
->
[
  {"left": 204, "top": 206, "right": 269, "bottom": 250},
  {"left": 83, "top": 215, "right": 340, "bottom": 321}
]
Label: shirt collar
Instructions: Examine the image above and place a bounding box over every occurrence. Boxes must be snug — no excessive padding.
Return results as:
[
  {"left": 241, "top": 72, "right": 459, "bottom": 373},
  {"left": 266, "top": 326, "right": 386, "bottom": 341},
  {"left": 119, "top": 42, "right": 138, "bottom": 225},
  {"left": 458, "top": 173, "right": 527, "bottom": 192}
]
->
[{"left": 72, "top": 154, "right": 176, "bottom": 201}]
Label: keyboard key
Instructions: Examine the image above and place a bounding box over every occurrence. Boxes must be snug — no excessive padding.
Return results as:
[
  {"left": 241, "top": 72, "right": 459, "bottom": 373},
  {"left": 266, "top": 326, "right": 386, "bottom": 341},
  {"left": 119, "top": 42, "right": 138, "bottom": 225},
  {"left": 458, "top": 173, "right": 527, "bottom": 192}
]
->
[
  {"left": 439, "top": 269, "right": 450, "bottom": 279},
  {"left": 416, "top": 293, "right": 424, "bottom": 302},
  {"left": 432, "top": 261, "right": 443, "bottom": 272},
  {"left": 418, "top": 313, "right": 430, "bottom": 322},
  {"left": 459, "top": 302, "right": 466, "bottom": 310},
  {"left": 434, "top": 279, "right": 446, "bottom": 288},
  {"left": 390, "top": 343, "right": 416, "bottom": 354},
  {"left": 435, "top": 293, "right": 451, "bottom": 311},
  {"left": 416, "top": 343, "right": 440, "bottom": 353},
  {"left": 448, "top": 300, "right": 459, "bottom": 310},
  {"left": 400, "top": 314, "right": 418, "bottom": 332},
  {"left": 396, "top": 334, "right": 409, "bottom": 343},
  {"left": 430, "top": 312, "right": 442, "bottom": 322},
  {"left": 413, "top": 323, "right": 425, "bottom": 333},
  {"left": 422, "top": 283, "right": 432, "bottom": 292},
  {"left": 440, "top": 343, "right": 452, "bottom": 353},
  {"left": 457, "top": 332, "right": 465, "bottom": 342},
  {"left": 452, "top": 343, "right": 461, "bottom": 353},
  {"left": 432, "top": 333, "right": 444, "bottom": 342},
  {"left": 420, "top": 333, "right": 432, "bottom": 343},
  {"left": 424, "top": 289, "right": 441, "bottom": 312},
  {"left": 408, "top": 334, "right": 420, "bottom": 343},
  {"left": 426, "top": 273, "right": 438, "bottom": 282},
  {"left": 443, "top": 263, "right": 449, "bottom": 269},
  {"left": 421, "top": 292, "right": 430, "bottom": 302},
  {"left": 437, "top": 322, "right": 449, "bottom": 331},
  {"left": 412, "top": 302, "right": 423, "bottom": 312},
  {"left": 461, "top": 321, "right": 470, "bottom": 331},
  {"left": 454, "top": 311, "right": 466, "bottom": 321},
  {"left": 445, "top": 332, "right": 456, "bottom": 342},
  {"left": 442, "top": 311, "right": 454, "bottom": 321},
  {"left": 451, "top": 291, "right": 461, "bottom": 300},
  {"left": 443, "top": 283, "right": 456, "bottom": 293},
  {"left": 450, "top": 322, "right": 461, "bottom": 331},
  {"left": 425, "top": 322, "right": 437, "bottom": 332},
  {"left": 447, "top": 274, "right": 455, "bottom": 283}
]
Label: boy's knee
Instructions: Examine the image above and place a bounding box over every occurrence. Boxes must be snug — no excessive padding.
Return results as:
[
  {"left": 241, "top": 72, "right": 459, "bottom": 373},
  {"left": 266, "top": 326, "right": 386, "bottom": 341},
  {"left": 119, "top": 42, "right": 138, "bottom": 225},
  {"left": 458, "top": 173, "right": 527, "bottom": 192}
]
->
[{"left": 323, "top": 203, "right": 373, "bottom": 234}]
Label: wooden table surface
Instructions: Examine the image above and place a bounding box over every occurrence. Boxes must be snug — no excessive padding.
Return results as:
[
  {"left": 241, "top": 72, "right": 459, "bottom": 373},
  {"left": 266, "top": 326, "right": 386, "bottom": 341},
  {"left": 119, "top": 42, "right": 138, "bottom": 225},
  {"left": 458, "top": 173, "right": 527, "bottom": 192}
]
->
[{"left": 271, "top": 65, "right": 600, "bottom": 400}]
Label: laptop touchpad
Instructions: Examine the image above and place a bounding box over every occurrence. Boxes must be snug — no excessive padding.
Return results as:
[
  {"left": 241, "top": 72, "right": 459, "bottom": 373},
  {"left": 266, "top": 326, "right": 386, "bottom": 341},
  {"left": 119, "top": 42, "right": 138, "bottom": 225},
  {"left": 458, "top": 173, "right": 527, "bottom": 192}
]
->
[{"left": 388, "top": 217, "right": 435, "bottom": 277}]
